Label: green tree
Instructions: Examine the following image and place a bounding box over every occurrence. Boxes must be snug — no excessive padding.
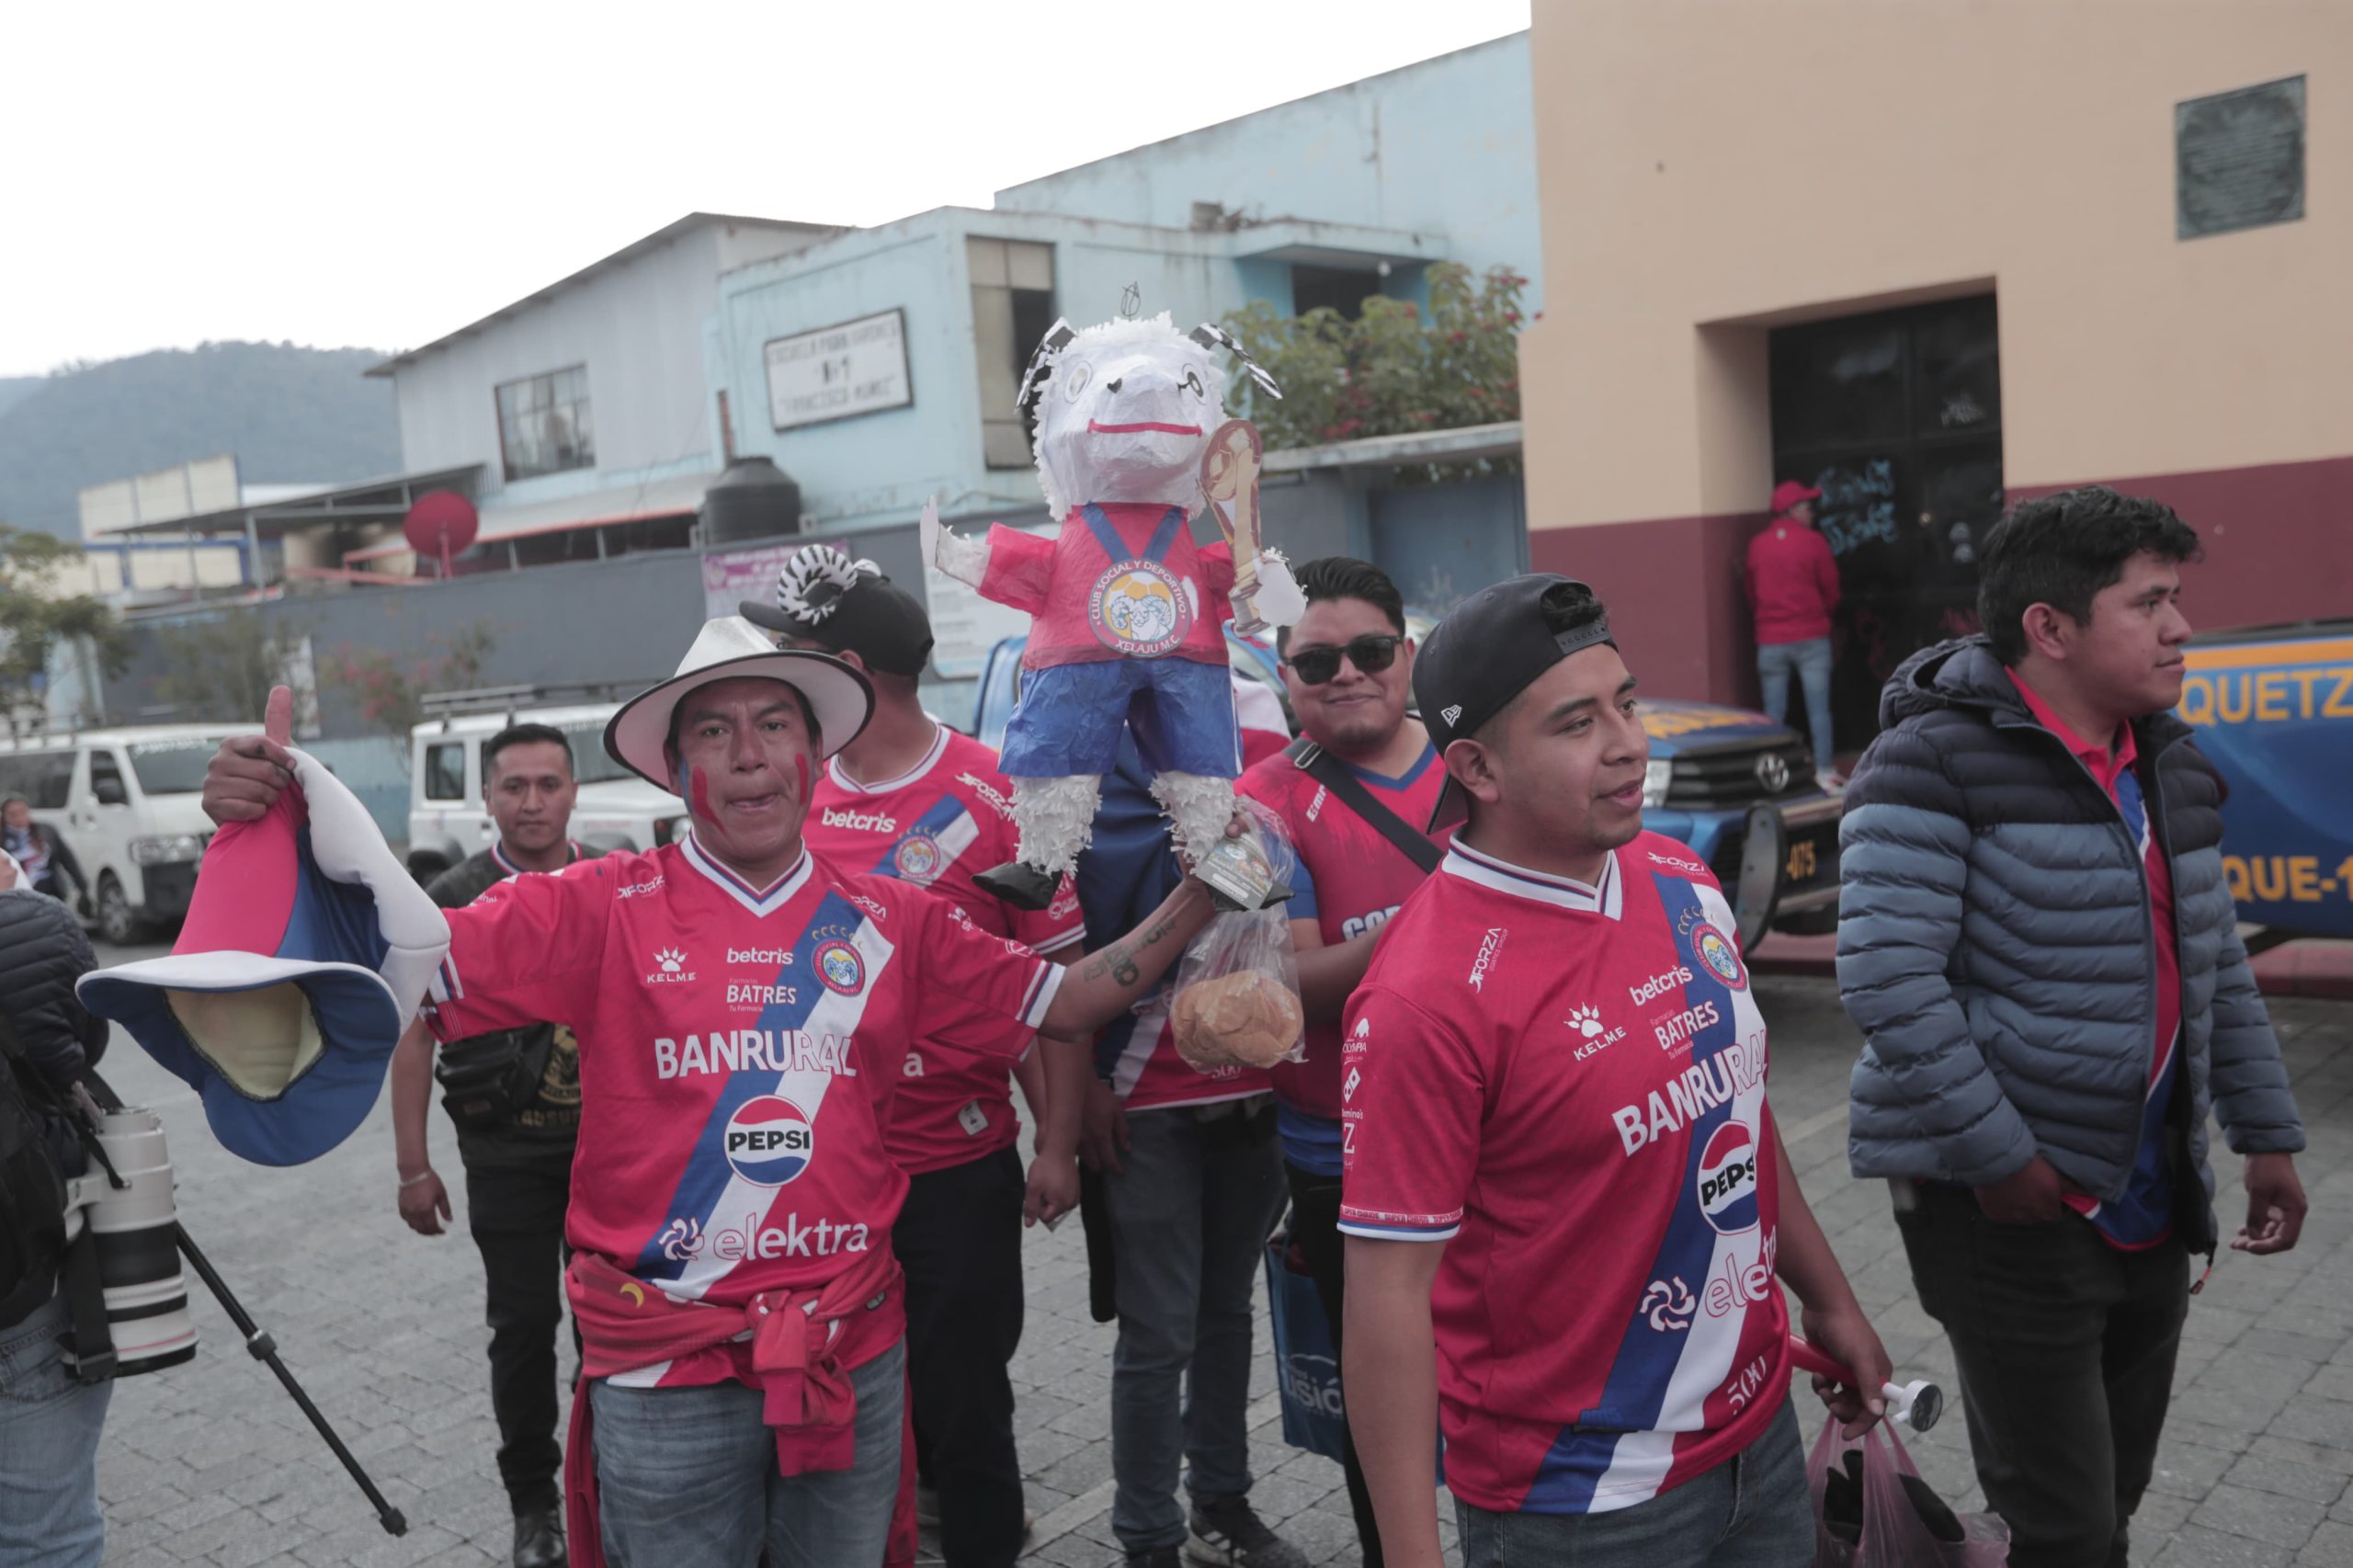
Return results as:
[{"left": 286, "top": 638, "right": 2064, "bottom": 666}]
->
[
  {"left": 153, "top": 613, "right": 317, "bottom": 724},
  {"left": 321, "top": 619, "right": 498, "bottom": 759},
  {"left": 0, "top": 526, "right": 128, "bottom": 731},
  {"left": 1222, "top": 261, "right": 1529, "bottom": 481}
]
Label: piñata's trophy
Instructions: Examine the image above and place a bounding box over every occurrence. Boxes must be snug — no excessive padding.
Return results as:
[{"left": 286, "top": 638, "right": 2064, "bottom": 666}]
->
[
  {"left": 922, "top": 312, "right": 1304, "bottom": 910},
  {"left": 1200, "top": 419, "right": 1280, "bottom": 636}
]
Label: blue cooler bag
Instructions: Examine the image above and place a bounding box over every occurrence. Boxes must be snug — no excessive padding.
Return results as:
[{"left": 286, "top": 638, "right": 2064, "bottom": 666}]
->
[{"left": 1265, "top": 1233, "right": 1347, "bottom": 1462}]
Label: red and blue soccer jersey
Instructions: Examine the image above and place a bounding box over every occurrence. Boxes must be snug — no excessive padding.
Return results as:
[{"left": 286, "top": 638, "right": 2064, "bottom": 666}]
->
[
  {"left": 425, "top": 835, "right": 1063, "bottom": 1390},
  {"left": 981, "top": 504, "right": 1236, "bottom": 669},
  {"left": 802, "top": 725, "right": 1084, "bottom": 1174},
  {"left": 1339, "top": 833, "right": 1788, "bottom": 1516},
  {"left": 2010, "top": 673, "right": 2183, "bottom": 1249},
  {"left": 1237, "top": 742, "right": 1447, "bottom": 1172}
]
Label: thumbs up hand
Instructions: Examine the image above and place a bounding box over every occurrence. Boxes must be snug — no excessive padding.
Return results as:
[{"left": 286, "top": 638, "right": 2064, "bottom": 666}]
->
[{"left": 202, "top": 684, "right": 298, "bottom": 825}]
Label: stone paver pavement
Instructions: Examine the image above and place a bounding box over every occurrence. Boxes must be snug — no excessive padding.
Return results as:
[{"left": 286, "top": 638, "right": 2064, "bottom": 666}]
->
[{"left": 81, "top": 943, "right": 2353, "bottom": 1567}]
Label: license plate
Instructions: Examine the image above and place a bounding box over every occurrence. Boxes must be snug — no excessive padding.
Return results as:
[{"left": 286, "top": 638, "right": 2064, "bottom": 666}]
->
[{"left": 1783, "top": 819, "right": 1840, "bottom": 894}]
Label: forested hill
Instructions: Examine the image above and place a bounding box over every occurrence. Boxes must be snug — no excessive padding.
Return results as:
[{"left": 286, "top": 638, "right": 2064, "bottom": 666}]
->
[{"left": 0, "top": 343, "right": 402, "bottom": 537}]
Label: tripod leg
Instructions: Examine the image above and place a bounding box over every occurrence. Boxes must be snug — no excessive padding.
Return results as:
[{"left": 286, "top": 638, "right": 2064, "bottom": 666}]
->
[{"left": 176, "top": 1225, "right": 409, "bottom": 1537}]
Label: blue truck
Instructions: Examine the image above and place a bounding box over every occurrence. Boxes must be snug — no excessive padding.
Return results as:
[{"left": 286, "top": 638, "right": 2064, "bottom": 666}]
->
[
  {"left": 971, "top": 627, "right": 1845, "bottom": 948},
  {"left": 2179, "top": 620, "right": 2353, "bottom": 941}
]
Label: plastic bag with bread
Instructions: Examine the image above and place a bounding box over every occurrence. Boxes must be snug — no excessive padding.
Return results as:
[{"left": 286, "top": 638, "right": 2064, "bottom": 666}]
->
[{"left": 1170, "top": 800, "right": 1305, "bottom": 1072}]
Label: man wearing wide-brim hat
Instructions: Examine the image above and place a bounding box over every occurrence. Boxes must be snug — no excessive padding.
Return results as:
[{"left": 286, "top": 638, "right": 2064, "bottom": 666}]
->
[{"left": 192, "top": 618, "right": 1245, "bottom": 1568}]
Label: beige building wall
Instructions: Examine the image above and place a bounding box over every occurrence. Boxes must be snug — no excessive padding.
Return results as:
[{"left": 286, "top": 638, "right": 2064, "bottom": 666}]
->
[{"left": 1521, "top": 0, "right": 2351, "bottom": 533}]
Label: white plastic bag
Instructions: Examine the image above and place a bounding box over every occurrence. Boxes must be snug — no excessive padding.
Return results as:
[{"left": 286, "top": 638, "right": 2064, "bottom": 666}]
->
[{"left": 1170, "top": 801, "right": 1305, "bottom": 1071}]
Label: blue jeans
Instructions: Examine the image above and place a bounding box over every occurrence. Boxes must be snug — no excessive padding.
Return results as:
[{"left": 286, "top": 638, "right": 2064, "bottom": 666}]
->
[
  {"left": 999, "top": 656, "right": 1240, "bottom": 779},
  {"left": 589, "top": 1337, "right": 905, "bottom": 1568},
  {"left": 1757, "top": 638, "right": 1835, "bottom": 778},
  {"left": 0, "top": 1294, "right": 112, "bottom": 1568},
  {"left": 1455, "top": 1398, "right": 1811, "bottom": 1568},
  {"left": 1101, "top": 1099, "right": 1288, "bottom": 1551}
]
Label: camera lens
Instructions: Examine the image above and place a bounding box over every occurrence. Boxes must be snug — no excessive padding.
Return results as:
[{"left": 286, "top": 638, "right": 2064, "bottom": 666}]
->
[{"left": 75, "top": 1108, "right": 196, "bottom": 1377}]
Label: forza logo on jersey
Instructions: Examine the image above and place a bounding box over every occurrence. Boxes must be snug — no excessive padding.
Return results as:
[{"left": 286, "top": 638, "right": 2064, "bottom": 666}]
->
[
  {"left": 652, "top": 1030, "right": 861, "bottom": 1080},
  {"left": 1467, "top": 927, "right": 1507, "bottom": 991}
]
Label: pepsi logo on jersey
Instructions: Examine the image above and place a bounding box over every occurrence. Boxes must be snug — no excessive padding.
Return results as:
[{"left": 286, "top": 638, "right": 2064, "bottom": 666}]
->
[
  {"left": 723, "top": 1096, "right": 815, "bottom": 1185},
  {"left": 1695, "top": 1119, "right": 1760, "bottom": 1234}
]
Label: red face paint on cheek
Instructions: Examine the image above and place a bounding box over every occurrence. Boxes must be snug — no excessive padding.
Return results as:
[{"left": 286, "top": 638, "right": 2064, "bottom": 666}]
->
[
  {"left": 793, "top": 754, "right": 810, "bottom": 803},
  {"left": 682, "top": 765, "right": 714, "bottom": 824}
]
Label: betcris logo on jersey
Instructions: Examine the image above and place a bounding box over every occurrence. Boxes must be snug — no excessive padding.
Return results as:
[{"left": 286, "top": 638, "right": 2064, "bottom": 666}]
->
[
  {"left": 724, "top": 1096, "right": 814, "bottom": 1186},
  {"left": 1696, "top": 1119, "right": 1760, "bottom": 1234}
]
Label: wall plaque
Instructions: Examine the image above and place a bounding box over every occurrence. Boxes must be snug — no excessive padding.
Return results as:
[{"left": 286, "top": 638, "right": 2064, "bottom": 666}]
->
[{"left": 2177, "top": 75, "right": 2305, "bottom": 240}]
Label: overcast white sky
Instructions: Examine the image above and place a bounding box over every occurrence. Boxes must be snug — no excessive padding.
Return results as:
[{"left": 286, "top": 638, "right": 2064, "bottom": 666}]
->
[{"left": 0, "top": 0, "right": 1529, "bottom": 379}]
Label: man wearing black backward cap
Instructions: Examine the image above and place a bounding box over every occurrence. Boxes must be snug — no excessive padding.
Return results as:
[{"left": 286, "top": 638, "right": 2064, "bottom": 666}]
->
[
  {"left": 745, "top": 546, "right": 1086, "bottom": 1568},
  {"left": 1339, "top": 575, "right": 1888, "bottom": 1568}
]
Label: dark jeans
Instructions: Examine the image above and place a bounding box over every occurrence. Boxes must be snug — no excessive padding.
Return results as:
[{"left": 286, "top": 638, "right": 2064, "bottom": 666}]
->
[
  {"left": 1897, "top": 1181, "right": 2189, "bottom": 1568},
  {"left": 1285, "top": 1161, "right": 1382, "bottom": 1568},
  {"left": 898, "top": 1145, "right": 1029, "bottom": 1568},
  {"left": 465, "top": 1148, "right": 576, "bottom": 1514},
  {"left": 1454, "top": 1398, "right": 1809, "bottom": 1568},
  {"left": 1101, "top": 1098, "right": 1287, "bottom": 1552}
]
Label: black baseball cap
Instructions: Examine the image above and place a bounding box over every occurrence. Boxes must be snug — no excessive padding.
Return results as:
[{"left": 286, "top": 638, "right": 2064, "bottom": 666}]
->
[
  {"left": 742, "top": 543, "right": 936, "bottom": 678},
  {"left": 1415, "top": 574, "right": 1615, "bottom": 831}
]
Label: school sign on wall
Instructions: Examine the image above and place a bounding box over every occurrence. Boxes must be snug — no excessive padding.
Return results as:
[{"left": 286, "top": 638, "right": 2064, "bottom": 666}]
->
[{"left": 765, "top": 310, "right": 914, "bottom": 431}]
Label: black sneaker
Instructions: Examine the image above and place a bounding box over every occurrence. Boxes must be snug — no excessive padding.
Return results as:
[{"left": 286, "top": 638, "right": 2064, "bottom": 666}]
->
[
  {"left": 512, "top": 1503, "right": 566, "bottom": 1568},
  {"left": 1184, "top": 1498, "right": 1308, "bottom": 1568}
]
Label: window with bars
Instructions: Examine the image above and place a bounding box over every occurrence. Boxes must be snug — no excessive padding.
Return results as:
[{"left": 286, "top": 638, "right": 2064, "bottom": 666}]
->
[{"left": 494, "top": 366, "right": 597, "bottom": 482}]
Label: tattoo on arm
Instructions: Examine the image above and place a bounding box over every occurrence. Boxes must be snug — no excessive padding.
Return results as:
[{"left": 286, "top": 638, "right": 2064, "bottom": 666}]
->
[{"left": 1080, "top": 904, "right": 1182, "bottom": 990}]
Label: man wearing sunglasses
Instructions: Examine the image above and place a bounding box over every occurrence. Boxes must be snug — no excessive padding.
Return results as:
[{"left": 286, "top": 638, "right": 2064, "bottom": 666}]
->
[{"left": 1234, "top": 558, "right": 1442, "bottom": 1568}]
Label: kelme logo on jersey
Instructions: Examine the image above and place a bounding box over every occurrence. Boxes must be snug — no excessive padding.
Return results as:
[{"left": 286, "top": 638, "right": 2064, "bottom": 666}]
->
[
  {"left": 644, "top": 947, "right": 696, "bottom": 984},
  {"left": 892, "top": 833, "right": 943, "bottom": 882},
  {"left": 1696, "top": 1119, "right": 1760, "bottom": 1234},
  {"left": 814, "top": 939, "right": 866, "bottom": 995},
  {"left": 723, "top": 1096, "right": 815, "bottom": 1186},
  {"left": 1692, "top": 922, "right": 1746, "bottom": 989}
]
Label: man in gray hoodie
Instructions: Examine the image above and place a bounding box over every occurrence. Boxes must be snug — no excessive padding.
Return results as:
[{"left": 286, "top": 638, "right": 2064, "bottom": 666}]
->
[{"left": 1836, "top": 486, "right": 2307, "bottom": 1568}]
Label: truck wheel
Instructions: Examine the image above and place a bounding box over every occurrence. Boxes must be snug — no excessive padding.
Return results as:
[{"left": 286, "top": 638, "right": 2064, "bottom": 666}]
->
[
  {"left": 407, "top": 853, "right": 449, "bottom": 887},
  {"left": 97, "top": 873, "right": 145, "bottom": 947}
]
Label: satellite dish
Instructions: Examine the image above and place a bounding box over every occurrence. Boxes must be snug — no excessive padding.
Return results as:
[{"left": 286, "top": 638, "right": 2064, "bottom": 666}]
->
[{"left": 402, "top": 491, "right": 479, "bottom": 575}]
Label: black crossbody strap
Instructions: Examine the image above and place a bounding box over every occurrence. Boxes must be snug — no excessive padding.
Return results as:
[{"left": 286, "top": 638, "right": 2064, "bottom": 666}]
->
[{"left": 1284, "top": 738, "right": 1445, "bottom": 875}]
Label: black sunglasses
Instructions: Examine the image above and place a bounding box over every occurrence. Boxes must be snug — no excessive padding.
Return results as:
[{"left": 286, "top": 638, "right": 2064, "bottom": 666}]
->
[{"left": 1285, "top": 633, "right": 1404, "bottom": 686}]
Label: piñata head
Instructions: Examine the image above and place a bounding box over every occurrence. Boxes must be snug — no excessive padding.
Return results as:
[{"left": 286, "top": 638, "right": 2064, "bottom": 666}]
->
[{"left": 1017, "top": 312, "right": 1279, "bottom": 518}]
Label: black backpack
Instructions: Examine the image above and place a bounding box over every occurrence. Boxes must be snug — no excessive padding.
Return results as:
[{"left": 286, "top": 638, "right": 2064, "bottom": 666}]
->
[{"left": 0, "top": 1016, "right": 72, "bottom": 1331}]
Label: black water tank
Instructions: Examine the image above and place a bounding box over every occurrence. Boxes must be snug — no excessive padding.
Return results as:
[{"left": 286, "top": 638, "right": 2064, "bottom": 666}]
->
[{"left": 700, "top": 457, "right": 802, "bottom": 544}]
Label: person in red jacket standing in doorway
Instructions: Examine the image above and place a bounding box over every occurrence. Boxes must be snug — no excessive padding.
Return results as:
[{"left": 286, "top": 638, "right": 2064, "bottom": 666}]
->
[{"left": 1745, "top": 480, "right": 1842, "bottom": 785}]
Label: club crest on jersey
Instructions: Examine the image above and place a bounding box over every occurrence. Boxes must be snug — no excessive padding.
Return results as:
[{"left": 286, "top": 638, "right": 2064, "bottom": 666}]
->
[
  {"left": 1691, "top": 921, "right": 1746, "bottom": 990},
  {"left": 892, "top": 832, "right": 944, "bottom": 883},
  {"left": 1696, "top": 1119, "right": 1760, "bottom": 1234},
  {"left": 1088, "top": 559, "right": 1190, "bottom": 655},
  {"left": 723, "top": 1096, "right": 814, "bottom": 1186},
  {"left": 814, "top": 939, "right": 866, "bottom": 995}
]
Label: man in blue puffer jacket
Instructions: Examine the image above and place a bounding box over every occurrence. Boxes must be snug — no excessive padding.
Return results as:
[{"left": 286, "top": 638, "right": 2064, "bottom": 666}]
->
[{"left": 1837, "top": 486, "right": 2307, "bottom": 1568}]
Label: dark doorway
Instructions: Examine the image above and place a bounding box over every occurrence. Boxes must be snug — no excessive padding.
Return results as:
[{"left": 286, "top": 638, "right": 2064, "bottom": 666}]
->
[{"left": 1769, "top": 294, "right": 2004, "bottom": 754}]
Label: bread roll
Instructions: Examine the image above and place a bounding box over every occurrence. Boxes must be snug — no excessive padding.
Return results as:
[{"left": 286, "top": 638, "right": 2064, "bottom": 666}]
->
[{"left": 1173, "top": 970, "right": 1303, "bottom": 1070}]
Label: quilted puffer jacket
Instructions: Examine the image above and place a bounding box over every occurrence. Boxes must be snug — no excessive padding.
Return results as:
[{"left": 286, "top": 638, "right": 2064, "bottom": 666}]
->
[
  {"left": 0, "top": 888, "right": 108, "bottom": 1087},
  {"left": 1837, "top": 637, "right": 2303, "bottom": 1250}
]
